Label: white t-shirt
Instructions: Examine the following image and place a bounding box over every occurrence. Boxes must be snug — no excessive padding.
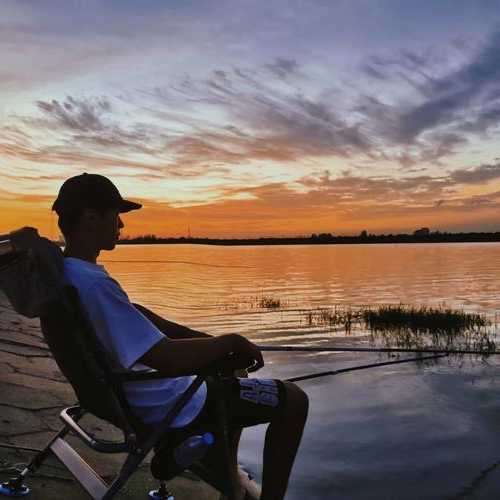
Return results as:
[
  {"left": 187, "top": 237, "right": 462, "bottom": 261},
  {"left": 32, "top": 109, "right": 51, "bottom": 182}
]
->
[{"left": 63, "top": 257, "right": 207, "bottom": 427}]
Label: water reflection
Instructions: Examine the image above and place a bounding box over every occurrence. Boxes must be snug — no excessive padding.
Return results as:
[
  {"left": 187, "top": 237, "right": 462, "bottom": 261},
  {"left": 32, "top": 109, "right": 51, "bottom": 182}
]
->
[
  {"left": 100, "top": 243, "right": 500, "bottom": 499},
  {"left": 102, "top": 243, "right": 500, "bottom": 339}
]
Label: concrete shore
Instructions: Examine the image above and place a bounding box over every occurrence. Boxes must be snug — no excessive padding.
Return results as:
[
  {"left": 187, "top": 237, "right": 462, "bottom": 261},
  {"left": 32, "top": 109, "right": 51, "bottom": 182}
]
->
[{"left": 0, "top": 291, "right": 219, "bottom": 499}]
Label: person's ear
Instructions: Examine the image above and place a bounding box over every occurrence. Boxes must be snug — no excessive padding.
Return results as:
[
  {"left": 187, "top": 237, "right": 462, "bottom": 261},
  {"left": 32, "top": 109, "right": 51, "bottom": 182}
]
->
[{"left": 81, "top": 208, "right": 99, "bottom": 225}]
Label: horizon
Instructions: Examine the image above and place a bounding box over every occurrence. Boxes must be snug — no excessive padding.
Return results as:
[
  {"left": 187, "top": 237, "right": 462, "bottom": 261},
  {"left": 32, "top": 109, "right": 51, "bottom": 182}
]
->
[
  {"left": 117, "top": 228, "right": 500, "bottom": 241},
  {"left": 2, "top": 1, "right": 500, "bottom": 239}
]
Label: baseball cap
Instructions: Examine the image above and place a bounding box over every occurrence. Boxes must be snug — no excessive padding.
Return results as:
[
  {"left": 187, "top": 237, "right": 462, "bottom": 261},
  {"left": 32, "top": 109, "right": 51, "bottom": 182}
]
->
[{"left": 52, "top": 173, "right": 142, "bottom": 214}]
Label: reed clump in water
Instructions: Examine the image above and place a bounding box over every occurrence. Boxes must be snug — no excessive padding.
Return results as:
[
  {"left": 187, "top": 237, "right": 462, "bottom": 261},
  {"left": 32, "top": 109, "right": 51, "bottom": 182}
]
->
[
  {"left": 363, "top": 305, "right": 495, "bottom": 353},
  {"left": 219, "top": 294, "right": 285, "bottom": 310},
  {"left": 362, "top": 304, "right": 488, "bottom": 334},
  {"left": 304, "top": 304, "right": 495, "bottom": 353},
  {"left": 305, "top": 306, "right": 360, "bottom": 334},
  {"left": 258, "top": 296, "right": 282, "bottom": 309}
]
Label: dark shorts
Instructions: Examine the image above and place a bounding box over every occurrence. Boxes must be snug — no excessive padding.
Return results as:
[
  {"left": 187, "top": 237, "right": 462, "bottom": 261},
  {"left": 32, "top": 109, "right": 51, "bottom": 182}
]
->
[
  {"left": 156, "top": 376, "right": 287, "bottom": 452},
  {"left": 197, "top": 376, "right": 287, "bottom": 429}
]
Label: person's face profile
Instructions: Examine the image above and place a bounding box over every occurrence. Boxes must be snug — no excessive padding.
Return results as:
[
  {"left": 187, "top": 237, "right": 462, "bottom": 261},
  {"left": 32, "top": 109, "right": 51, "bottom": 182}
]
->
[
  {"left": 100, "top": 209, "right": 123, "bottom": 250},
  {"left": 82, "top": 208, "right": 123, "bottom": 250}
]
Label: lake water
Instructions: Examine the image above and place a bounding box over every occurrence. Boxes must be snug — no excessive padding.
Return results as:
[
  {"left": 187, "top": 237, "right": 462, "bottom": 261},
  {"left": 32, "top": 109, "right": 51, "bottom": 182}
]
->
[{"left": 101, "top": 243, "right": 500, "bottom": 499}]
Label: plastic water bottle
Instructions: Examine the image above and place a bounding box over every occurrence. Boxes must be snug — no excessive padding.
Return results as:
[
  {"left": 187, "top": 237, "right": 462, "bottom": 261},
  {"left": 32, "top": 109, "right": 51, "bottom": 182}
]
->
[
  {"left": 174, "top": 432, "right": 215, "bottom": 468},
  {"left": 155, "top": 432, "right": 215, "bottom": 480}
]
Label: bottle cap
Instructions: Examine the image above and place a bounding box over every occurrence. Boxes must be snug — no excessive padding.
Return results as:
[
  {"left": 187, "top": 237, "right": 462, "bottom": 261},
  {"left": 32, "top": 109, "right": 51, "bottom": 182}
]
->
[{"left": 202, "top": 432, "right": 215, "bottom": 445}]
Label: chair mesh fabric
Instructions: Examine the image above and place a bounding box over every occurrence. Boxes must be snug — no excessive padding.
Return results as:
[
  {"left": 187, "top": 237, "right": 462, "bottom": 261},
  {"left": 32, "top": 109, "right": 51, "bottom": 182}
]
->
[
  {"left": 0, "top": 227, "right": 144, "bottom": 436},
  {"left": 40, "top": 287, "right": 148, "bottom": 436}
]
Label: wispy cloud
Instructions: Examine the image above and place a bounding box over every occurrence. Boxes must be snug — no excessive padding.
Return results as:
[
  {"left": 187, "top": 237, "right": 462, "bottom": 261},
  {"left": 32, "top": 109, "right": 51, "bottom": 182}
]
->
[
  {"left": 4, "top": 21, "right": 500, "bottom": 180},
  {"left": 1, "top": 64, "right": 373, "bottom": 181},
  {"left": 359, "top": 28, "right": 500, "bottom": 158},
  {"left": 450, "top": 161, "right": 500, "bottom": 184},
  {"left": 146, "top": 62, "right": 373, "bottom": 165},
  {"left": 36, "top": 96, "right": 111, "bottom": 132}
]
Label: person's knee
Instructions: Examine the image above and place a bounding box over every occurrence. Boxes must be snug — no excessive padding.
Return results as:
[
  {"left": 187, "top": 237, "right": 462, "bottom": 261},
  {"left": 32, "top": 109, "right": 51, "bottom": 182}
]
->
[{"left": 283, "top": 381, "right": 309, "bottom": 420}]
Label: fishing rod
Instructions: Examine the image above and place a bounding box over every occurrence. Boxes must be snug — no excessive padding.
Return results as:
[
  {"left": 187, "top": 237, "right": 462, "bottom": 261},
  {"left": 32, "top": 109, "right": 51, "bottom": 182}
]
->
[
  {"left": 285, "top": 353, "right": 448, "bottom": 383},
  {"left": 256, "top": 344, "right": 493, "bottom": 383},
  {"left": 257, "top": 344, "right": 497, "bottom": 356}
]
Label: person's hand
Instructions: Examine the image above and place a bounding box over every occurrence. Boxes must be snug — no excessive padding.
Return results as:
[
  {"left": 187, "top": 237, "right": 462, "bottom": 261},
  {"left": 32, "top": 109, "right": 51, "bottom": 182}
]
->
[
  {"left": 230, "top": 334, "right": 264, "bottom": 372},
  {"left": 234, "top": 368, "right": 248, "bottom": 378}
]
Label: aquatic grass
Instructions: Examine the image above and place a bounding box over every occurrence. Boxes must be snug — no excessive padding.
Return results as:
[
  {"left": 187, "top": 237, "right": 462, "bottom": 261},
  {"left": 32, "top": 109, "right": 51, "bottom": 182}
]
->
[
  {"left": 362, "top": 304, "right": 488, "bottom": 335},
  {"left": 258, "top": 296, "right": 282, "bottom": 309},
  {"left": 303, "top": 303, "right": 495, "bottom": 354},
  {"left": 304, "top": 306, "right": 361, "bottom": 334},
  {"left": 218, "top": 296, "right": 495, "bottom": 353},
  {"left": 364, "top": 305, "right": 494, "bottom": 353},
  {"left": 218, "top": 294, "right": 286, "bottom": 311}
]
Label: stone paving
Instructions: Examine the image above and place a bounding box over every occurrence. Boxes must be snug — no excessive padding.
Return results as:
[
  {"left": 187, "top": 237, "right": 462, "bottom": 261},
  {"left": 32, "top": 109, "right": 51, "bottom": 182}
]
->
[{"left": 0, "top": 292, "right": 219, "bottom": 499}]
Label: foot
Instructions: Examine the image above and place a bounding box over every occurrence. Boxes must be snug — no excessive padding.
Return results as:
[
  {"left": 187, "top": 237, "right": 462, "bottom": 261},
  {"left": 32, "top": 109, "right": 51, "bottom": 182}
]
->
[{"left": 237, "top": 466, "right": 261, "bottom": 500}]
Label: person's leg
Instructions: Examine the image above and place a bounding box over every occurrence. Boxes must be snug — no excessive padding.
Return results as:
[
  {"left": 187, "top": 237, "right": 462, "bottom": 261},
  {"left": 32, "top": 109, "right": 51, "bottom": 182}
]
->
[
  {"left": 198, "top": 377, "right": 308, "bottom": 500},
  {"left": 260, "top": 381, "right": 309, "bottom": 500},
  {"left": 226, "top": 428, "right": 262, "bottom": 500},
  {"left": 227, "top": 428, "right": 251, "bottom": 500},
  {"left": 231, "top": 370, "right": 261, "bottom": 500}
]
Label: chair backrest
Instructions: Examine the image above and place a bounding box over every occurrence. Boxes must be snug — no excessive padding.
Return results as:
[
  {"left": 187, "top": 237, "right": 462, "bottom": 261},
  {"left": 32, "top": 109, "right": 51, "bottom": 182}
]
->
[
  {"left": 0, "top": 227, "right": 146, "bottom": 437},
  {"left": 40, "top": 287, "right": 144, "bottom": 433}
]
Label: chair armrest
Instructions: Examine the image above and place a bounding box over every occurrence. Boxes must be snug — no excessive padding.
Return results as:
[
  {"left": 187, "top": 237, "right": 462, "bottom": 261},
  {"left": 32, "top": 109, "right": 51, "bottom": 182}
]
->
[{"left": 60, "top": 406, "right": 130, "bottom": 453}]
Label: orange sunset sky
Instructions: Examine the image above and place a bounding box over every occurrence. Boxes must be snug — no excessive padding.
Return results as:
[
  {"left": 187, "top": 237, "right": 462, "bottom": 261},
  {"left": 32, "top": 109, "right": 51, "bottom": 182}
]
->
[{"left": 2, "top": 1, "right": 500, "bottom": 240}]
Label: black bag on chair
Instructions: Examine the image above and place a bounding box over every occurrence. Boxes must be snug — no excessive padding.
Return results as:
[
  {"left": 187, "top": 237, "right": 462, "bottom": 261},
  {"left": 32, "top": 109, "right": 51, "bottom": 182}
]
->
[{"left": 0, "top": 227, "right": 66, "bottom": 318}]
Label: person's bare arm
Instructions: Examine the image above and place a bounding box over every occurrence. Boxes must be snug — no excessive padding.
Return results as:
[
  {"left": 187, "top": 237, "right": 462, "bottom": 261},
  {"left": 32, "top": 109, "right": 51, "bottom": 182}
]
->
[
  {"left": 138, "top": 333, "right": 263, "bottom": 377},
  {"left": 133, "top": 302, "right": 211, "bottom": 339}
]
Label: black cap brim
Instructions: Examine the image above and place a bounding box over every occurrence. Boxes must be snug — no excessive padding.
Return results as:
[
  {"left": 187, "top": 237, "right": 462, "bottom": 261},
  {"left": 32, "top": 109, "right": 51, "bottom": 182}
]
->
[{"left": 120, "top": 199, "right": 142, "bottom": 213}]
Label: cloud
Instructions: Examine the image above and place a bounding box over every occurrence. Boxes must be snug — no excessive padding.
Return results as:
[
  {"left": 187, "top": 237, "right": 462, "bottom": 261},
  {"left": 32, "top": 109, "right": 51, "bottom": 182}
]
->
[
  {"left": 2, "top": 96, "right": 172, "bottom": 174},
  {"left": 450, "top": 161, "right": 500, "bottom": 184},
  {"left": 28, "top": 96, "right": 159, "bottom": 155},
  {"left": 361, "top": 48, "right": 440, "bottom": 95},
  {"left": 172, "top": 170, "right": 500, "bottom": 236},
  {"left": 265, "top": 58, "right": 299, "bottom": 79},
  {"left": 298, "top": 161, "right": 500, "bottom": 206},
  {"left": 0, "top": 63, "right": 375, "bottom": 179},
  {"left": 36, "top": 96, "right": 111, "bottom": 132},
  {"left": 358, "top": 28, "right": 500, "bottom": 160},
  {"left": 458, "top": 104, "right": 500, "bottom": 134},
  {"left": 2, "top": 27, "right": 500, "bottom": 190},
  {"left": 151, "top": 64, "right": 373, "bottom": 163},
  {"left": 3, "top": 162, "right": 500, "bottom": 238},
  {"left": 297, "top": 170, "right": 451, "bottom": 206}
]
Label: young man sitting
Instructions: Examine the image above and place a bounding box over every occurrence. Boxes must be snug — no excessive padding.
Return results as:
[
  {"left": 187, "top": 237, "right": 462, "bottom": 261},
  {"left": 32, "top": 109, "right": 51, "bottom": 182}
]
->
[{"left": 52, "top": 173, "right": 308, "bottom": 500}]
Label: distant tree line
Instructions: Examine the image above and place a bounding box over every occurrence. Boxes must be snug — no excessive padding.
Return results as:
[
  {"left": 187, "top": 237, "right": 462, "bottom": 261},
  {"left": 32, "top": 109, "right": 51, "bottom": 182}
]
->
[{"left": 118, "top": 230, "right": 500, "bottom": 246}]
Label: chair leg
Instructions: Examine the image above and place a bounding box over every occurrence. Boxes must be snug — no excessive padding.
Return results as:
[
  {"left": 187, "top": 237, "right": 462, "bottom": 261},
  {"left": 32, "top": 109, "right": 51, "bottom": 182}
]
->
[
  {"left": 148, "top": 481, "right": 174, "bottom": 499},
  {"left": 0, "top": 425, "right": 71, "bottom": 497},
  {"left": 101, "top": 449, "right": 149, "bottom": 500}
]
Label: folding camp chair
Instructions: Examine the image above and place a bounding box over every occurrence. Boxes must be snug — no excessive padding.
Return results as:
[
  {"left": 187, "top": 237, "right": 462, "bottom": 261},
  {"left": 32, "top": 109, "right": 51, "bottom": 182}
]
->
[{"left": 0, "top": 229, "right": 249, "bottom": 499}]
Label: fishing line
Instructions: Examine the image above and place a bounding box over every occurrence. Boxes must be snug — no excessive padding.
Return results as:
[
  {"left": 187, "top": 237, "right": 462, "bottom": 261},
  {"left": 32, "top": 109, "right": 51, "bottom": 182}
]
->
[{"left": 100, "top": 259, "right": 253, "bottom": 269}]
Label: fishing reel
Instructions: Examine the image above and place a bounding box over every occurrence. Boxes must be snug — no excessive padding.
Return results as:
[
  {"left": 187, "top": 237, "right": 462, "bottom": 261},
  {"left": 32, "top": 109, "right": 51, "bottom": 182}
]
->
[{"left": 216, "top": 352, "right": 259, "bottom": 376}]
